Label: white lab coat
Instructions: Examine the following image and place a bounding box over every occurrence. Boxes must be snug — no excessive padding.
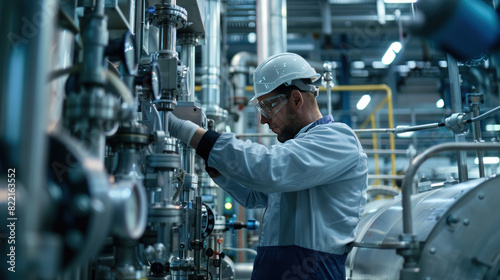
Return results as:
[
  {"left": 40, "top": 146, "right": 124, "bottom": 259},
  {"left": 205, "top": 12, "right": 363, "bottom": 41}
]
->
[{"left": 208, "top": 118, "right": 368, "bottom": 255}]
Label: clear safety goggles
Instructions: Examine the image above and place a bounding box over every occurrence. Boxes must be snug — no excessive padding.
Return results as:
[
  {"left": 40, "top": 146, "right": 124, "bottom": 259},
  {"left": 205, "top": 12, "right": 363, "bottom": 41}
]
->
[{"left": 256, "top": 94, "right": 288, "bottom": 120}]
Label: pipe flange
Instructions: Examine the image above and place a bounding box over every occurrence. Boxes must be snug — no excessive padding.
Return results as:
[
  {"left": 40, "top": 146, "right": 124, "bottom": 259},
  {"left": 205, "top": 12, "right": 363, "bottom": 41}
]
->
[
  {"left": 146, "top": 154, "right": 181, "bottom": 170},
  {"left": 154, "top": 97, "right": 177, "bottom": 111},
  {"left": 154, "top": 4, "right": 188, "bottom": 28},
  {"left": 65, "top": 92, "right": 117, "bottom": 121},
  {"left": 107, "top": 125, "right": 149, "bottom": 146},
  {"left": 178, "top": 33, "right": 199, "bottom": 45},
  {"left": 148, "top": 204, "right": 182, "bottom": 224}
]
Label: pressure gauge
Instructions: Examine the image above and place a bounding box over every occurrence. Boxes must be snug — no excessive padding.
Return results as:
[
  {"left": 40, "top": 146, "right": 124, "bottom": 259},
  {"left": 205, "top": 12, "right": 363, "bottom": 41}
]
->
[
  {"left": 105, "top": 31, "right": 138, "bottom": 75},
  {"left": 136, "top": 62, "right": 162, "bottom": 100}
]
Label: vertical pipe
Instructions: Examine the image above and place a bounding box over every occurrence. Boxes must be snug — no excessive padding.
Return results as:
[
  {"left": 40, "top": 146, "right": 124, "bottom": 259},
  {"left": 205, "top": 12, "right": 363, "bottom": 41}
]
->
[
  {"left": 472, "top": 105, "right": 485, "bottom": 177},
  {"left": 180, "top": 35, "right": 198, "bottom": 102},
  {"left": 322, "top": 1, "right": 332, "bottom": 36},
  {"left": 447, "top": 54, "right": 469, "bottom": 182},
  {"left": 386, "top": 87, "right": 396, "bottom": 187},
  {"left": 194, "top": 197, "right": 202, "bottom": 274},
  {"left": 135, "top": 0, "right": 144, "bottom": 60},
  {"left": 180, "top": 35, "right": 199, "bottom": 175},
  {"left": 256, "top": 0, "right": 287, "bottom": 63},
  {"left": 256, "top": 0, "right": 287, "bottom": 146},
  {"left": 323, "top": 62, "right": 333, "bottom": 116},
  {"left": 230, "top": 52, "right": 258, "bottom": 136},
  {"left": 371, "top": 115, "right": 381, "bottom": 186},
  {"left": 339, "top": 34, "right": 351, "bottom": 126},
  {"left": 202, "top": 0, "right": 223, "bottom": 119},
  {"left": 0, "top": 0, "right": 57, "bottom": 279},
  {"left": 160, "top": 24, "right": 177, "bottom": 55}
]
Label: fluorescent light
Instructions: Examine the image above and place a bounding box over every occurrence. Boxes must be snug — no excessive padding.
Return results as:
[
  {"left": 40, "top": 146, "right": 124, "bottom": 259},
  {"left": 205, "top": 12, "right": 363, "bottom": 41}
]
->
[
  {"left": 438, "top": 60, "right": 448, "bottom": 68},
  {"left": 384, "top": 0, "right": 418, "bottom": 3},
  {"left": 391, "top": 42, "right": 402, "bottom": 53},
  {"left": 382, "top": 42, "right": 402, "bottom": 65},
  {"left": 247, "top": 32, "right": 256, "bottom": 43},
  {"left": 407, "top": 61, "right": 416, "bottom": 69},
  {"left": 486, "top": 124, "right": 500, "bottom": 131},
  {"left": 382, "top": 51, "right": 396, "bottom": 65},
  {"left": 436, "top": 99, "right": 444, "bottom": 108},
  {"left": 356, "top": 94, "right": 371, "bottom": 110},
  {"left": 353, "top": 61, "right": 365, "bottom": 69},
  {"left": 372, "top": 61, "right": 388, "bottom": 69},
  {"left": 475, "top": 157, "right": 500, "bottom": 165}
]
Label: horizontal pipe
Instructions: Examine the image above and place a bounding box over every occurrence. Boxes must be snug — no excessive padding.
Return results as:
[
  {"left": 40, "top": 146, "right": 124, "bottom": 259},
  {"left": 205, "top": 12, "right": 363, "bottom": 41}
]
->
[
  {"left": 364, "top": 149, "right": 409, "bottom": 155},
  {"left": 368, "top": 174, "right": 405, "bottom": 180}
]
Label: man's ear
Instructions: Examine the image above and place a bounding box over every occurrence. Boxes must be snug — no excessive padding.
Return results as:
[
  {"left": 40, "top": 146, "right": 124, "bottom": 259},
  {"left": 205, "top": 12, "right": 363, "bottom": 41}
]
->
[{"left": 290, "top": 89, "right": 304, "bottom": 109}]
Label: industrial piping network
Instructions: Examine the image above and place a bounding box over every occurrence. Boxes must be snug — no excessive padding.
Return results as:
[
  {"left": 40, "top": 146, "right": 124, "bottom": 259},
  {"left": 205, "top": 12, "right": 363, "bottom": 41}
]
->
[{"left": 1, "top": 0, "right": 500, "bottom": 279}]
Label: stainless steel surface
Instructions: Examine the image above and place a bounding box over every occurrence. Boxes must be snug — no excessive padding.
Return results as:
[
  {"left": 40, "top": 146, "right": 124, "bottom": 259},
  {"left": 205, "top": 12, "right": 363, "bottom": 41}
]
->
[
  {"left": 201, "top": 0, "right": 227, "bottom": 122},
  {"left": 401, "top": 142, "right": 500, "bottom": 236},
  {"left": 347, "top": 175, "right": 500, "bottom": 279},
  {"left": 256, "top": 0, "right": 287, "bottom": 63}
]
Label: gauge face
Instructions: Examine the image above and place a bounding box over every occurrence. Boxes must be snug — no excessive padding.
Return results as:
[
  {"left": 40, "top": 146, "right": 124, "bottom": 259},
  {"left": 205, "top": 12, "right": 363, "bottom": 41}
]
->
[{"left": 123, "top": 32, "right": 138, "bottom": 75}]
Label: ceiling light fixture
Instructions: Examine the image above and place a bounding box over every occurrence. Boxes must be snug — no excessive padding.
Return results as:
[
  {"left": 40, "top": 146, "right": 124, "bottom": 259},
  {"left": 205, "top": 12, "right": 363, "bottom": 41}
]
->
[
  {"left": 475, "top": 157, "right": 500, "bottom": 165},
  {"left": 356, "top": 94, "right": 371, "bottom": 110},
  {"left": 436, "top": 99, "right": 444, "bottom": 108},
  {"left": 382, "top": 42, "right": 402, "bottom": 65},
  {"left": 384, "top": 0, "right": 418, "bottom": 3}
]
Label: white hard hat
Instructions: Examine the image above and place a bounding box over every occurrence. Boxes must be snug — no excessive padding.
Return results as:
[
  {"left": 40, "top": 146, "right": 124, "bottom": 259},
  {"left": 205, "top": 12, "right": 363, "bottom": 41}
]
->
[{"left": 251, "top": 53, "right": 321, "bottom": 102}]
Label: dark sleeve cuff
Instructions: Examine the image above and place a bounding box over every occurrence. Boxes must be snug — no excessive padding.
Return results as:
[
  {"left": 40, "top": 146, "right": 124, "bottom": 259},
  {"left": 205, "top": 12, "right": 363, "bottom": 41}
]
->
[{"left": 196, "top": 129, "right": 221, "bottom": 162}]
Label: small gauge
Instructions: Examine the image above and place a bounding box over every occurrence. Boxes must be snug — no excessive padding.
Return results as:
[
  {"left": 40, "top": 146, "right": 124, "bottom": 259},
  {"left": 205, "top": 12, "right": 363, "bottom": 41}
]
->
[
  {"left": 136, "top": 62, "right": 162, "bottom": 100},
  {"left": 105, "top": 31, "right": 138, "bottom": 76}
]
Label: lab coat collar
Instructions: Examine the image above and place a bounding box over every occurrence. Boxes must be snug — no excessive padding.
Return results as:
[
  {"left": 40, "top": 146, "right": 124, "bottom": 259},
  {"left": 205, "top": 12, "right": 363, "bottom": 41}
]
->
[{"left": 295, "top": 115, "right": 335, "bottom": 137}]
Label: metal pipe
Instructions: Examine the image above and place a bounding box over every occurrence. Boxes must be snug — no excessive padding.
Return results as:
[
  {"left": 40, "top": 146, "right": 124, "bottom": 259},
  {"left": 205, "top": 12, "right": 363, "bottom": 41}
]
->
[
  {"left": 401, "top": 142, "right": 500, "bottom": 235},
  {"left": 469, "top": 105, "right": 500, "bottom": 122},
  {"left": 179, "top": 34, "right": 199, "bottom": 174},
  {"left": 368, "top": 174, "right": 405, "bottom": 180},
  {"left": 364, "top": 149, "right": 409, "bottom": 155},
  {"left": 135, "top": 0, "right": 144, "bottom": 60},
  {"left": 447, "top": 54, "right": 469, "bottom": 182},
  {"left": 323, "top": 62, "right": 334, "bottom": 116},
  {"left": 202, "top": 0, "right": 227, "bottom": 121},
  {"left": 230, "top": 51, "right": 258, "bottom": 135},
  {"left": 180, "top": 34, "right": 199, "bottom": 101},
  {"left": 256, "top": 0, "right": 287, "bottom": 63},
  {"left": 471, "top": 104, "right": 485, "bottom": 177},
  {"left": 0, "top": 0, "right": 57, "bottom": 279},
  {"left": 194, "top": 196, "right": 202, "bottom": 274},
  {"left": 160, "top": 24, "right": 176, "bottom": 55}
]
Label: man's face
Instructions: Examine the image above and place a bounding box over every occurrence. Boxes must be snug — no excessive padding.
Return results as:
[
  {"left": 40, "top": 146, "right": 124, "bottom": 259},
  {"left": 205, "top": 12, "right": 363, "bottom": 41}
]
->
[{"left": 256, "top": 92, "right": 302, "bottom": 143}]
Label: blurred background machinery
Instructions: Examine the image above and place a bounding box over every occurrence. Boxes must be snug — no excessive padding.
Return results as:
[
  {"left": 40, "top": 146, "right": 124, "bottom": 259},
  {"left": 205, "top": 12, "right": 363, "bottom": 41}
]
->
[{"left": 1, "top": 0, "right": 500, "bottom": 279}]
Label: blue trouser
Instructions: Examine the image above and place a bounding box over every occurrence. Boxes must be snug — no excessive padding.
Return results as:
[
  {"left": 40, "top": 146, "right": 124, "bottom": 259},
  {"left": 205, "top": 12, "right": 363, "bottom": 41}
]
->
[{"left": 250, "top": 245, "right": 347, "bottom": 280}]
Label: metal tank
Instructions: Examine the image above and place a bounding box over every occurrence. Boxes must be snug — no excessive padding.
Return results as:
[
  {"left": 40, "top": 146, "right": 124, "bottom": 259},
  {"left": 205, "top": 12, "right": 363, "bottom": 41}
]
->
[{"left": 347, "top": 175, "right": 500, "bottom": 280}]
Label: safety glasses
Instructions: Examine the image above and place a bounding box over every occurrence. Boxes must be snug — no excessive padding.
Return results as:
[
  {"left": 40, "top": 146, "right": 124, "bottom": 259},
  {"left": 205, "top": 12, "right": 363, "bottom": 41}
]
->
[{"left": 256, "top": 94, "right": 288, "bottom": 120}]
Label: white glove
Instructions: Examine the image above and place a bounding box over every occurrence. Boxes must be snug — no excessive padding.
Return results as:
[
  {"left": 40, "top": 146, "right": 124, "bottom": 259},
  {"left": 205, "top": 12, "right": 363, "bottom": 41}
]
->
[{"left": 167, "top": 111, "right": 199, "bottom": 144}]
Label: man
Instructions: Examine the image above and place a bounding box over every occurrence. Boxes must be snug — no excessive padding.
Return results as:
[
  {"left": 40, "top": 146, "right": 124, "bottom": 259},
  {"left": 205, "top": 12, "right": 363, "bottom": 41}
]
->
[{"left": 168, "top": 53, "right": 368, "bottom": 279}]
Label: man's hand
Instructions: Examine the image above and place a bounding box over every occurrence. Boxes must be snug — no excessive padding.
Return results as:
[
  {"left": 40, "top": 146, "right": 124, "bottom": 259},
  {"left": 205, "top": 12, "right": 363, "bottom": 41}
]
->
[{"left": 167, "top": 111, "right": 200, "bottom": 145}]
